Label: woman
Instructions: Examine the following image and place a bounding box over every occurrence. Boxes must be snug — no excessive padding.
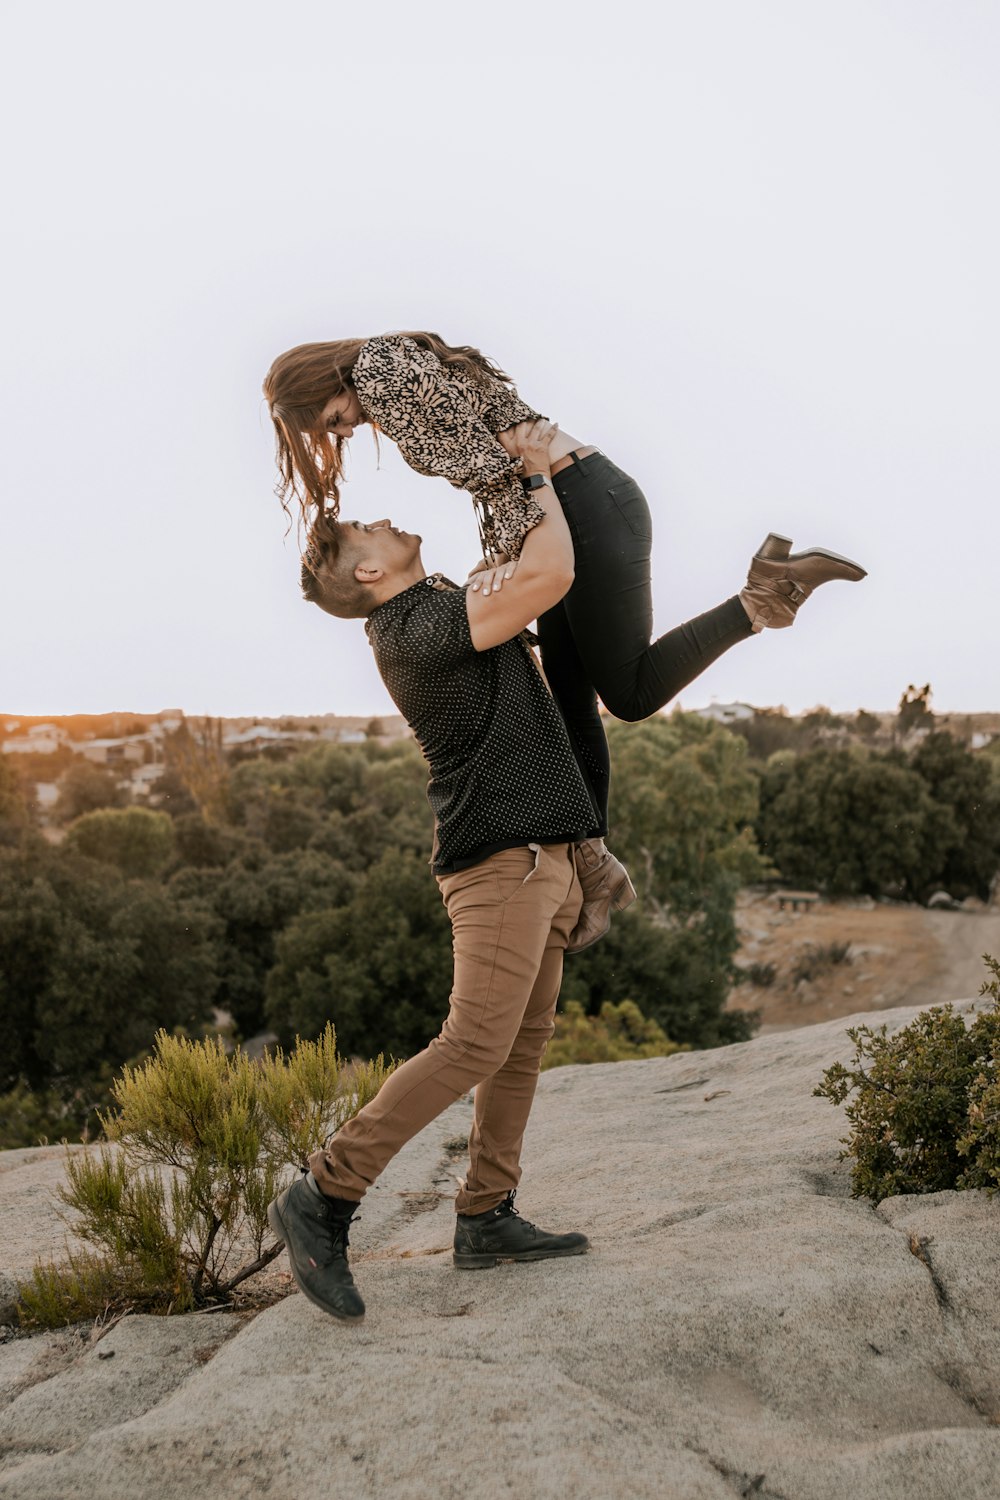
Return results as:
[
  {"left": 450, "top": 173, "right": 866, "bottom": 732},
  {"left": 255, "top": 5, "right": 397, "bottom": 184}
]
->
[{"left": 263, "top": 332, "right": 865, "bottom": 949}]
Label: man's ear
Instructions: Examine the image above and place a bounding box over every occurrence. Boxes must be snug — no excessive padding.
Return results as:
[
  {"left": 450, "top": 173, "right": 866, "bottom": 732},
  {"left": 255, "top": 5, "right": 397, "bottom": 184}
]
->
[{"left": 354, "top": 561, "right": 384, "bottom": 584}]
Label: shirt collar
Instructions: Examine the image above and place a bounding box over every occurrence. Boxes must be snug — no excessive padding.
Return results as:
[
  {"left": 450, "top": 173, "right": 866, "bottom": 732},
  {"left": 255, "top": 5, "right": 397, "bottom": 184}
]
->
[{"left": 365, "top": 573, "right": 462, "bottom": 633}]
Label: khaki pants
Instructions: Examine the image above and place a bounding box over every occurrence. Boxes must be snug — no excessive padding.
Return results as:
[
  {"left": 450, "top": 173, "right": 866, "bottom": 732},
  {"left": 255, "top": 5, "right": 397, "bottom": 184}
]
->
[{"left": 308, "top": 841, "right": 583, "bottom": 1215}]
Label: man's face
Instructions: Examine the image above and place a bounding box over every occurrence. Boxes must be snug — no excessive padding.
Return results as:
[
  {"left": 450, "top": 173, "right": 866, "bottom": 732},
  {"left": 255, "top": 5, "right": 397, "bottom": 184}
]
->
[{"left": 344, "top": 517, "right": 422, "bottom": 577}]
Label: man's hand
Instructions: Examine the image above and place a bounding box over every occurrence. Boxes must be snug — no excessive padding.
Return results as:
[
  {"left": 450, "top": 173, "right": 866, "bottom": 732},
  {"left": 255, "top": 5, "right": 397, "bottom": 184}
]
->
[{"left": 497, "top": 418, "right": 560, "bottom": 471}]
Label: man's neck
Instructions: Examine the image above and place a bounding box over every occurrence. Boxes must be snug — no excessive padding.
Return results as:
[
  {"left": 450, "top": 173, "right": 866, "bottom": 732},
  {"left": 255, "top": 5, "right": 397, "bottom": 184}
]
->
[{"left": 371, "top": 563, "right": 428, "bottom": 608}]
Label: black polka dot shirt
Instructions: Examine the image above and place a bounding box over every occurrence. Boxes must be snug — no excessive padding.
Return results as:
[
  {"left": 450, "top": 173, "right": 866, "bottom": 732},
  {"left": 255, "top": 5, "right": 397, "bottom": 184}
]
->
[{"left": 365, "top": 577, "right": 600, "bottom": 874}]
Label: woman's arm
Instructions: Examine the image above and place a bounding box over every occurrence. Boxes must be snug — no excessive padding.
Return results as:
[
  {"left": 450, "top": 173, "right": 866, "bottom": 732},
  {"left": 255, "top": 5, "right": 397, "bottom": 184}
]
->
[
  {"left": 352, "top": 335, "right": 547, "bottom": 560},
  {"left": 466, "top": 421, "right": 574, "bottom": 652}
]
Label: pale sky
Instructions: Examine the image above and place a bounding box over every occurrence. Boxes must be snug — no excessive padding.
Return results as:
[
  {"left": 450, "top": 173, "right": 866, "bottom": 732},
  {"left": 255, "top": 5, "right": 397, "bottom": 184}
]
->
[{"left": 2, "top": 0, "right": 998, "bottom": 718}]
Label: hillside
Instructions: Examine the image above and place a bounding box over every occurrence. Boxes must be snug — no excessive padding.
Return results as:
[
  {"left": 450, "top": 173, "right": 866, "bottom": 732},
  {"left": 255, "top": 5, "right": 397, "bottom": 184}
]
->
[{"left": 2, "top": 1004, "right": 998, "bottom": 1500}]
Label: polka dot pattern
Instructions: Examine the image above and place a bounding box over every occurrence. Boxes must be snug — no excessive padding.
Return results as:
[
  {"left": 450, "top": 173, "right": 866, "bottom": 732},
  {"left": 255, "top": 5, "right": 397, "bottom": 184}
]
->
[{"left": 366, "top": 577, "right": 600, "bottom": 873}]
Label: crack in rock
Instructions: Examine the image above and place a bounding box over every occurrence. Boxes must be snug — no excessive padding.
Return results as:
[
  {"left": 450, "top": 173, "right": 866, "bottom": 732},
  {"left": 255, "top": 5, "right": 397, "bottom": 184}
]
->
[
  {"left": 653, "top": 1077, "right": 711, "bottom": 1095},
  {"left": 635, "top": 1206, "right": 709, "bottom": 1236},
  {"left": 936, "top": 1362, "right": 999, "bottom": 1424},
  {"left": 686, "top": 1443, "right": 791, "bottom": 1500},
  {"left": 906, "top": 1232, "right": 950, "bottom": 1311},
  {"left": 894, "top": 1228, "right": 1000, "bottom": 1424}
]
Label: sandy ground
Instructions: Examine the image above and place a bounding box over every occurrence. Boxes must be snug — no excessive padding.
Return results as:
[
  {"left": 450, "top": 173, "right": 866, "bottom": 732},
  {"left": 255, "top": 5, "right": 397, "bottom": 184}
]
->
[{"left": 728, "top": 890, "right": 1000, "bottom": 1032}]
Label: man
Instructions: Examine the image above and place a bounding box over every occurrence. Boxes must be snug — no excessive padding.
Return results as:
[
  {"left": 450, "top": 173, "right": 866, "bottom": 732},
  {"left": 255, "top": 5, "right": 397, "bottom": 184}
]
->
[{"left": 266, "top": 419, "right": 613, "bottom": 1322}]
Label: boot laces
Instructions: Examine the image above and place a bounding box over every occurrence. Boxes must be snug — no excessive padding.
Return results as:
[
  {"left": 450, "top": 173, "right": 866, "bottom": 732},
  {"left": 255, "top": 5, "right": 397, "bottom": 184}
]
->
[
  {"left": 298, "top": 1171, "right": 359, "bottom": 1261},
  {"left": 495, "top": 1190, "right": 539, "bottom": 1237},
  {"left": 315, "top": 1208, "right": 357, "bottom": 1265}
]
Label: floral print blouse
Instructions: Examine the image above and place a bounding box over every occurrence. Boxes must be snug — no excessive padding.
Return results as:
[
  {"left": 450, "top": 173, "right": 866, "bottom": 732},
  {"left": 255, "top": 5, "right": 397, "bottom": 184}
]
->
[{"left": 351, "top": 334, "right": 546, "bottom": 560}]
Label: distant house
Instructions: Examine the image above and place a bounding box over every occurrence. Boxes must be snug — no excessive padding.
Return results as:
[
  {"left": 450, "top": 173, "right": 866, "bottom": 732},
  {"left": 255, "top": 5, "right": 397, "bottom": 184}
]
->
[
  {"left": 79, "top": 736, "right": 150, "bottom": 766},
  {"left": 222, "top": 725, "right": 298, "bottom": 752},
  {"left": 151, "top": 714, "right": 184, "bottom": 736},
  {"left": 131, "top": 763, "right": 167, "bottom": 797},
  {"left": 691, "top": 702, "right": 756, "bottom": 725},
  {"left": 2, "top": 724, "right": 71, "bottom": 755}
]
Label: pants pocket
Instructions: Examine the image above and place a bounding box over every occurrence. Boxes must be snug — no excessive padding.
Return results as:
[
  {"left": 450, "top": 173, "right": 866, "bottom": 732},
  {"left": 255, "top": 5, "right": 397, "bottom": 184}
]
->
[
  {"left": 607, "top": 478, "right": 653, "bottom": 541},
  {"left": 493, "top": 843, "right": 542, "bottom": 905}
]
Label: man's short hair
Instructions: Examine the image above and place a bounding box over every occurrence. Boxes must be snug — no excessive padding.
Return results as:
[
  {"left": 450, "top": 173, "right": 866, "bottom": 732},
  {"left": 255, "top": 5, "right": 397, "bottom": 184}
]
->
[{"left": 301, "top": 516, "right": 374, "bottom": 619}]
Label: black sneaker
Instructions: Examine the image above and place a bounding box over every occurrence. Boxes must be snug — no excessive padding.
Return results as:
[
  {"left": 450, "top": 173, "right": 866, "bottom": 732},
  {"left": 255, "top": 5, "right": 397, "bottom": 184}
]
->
[
  {"left": 267, "top": 1174, "right": 365, "bottom": 1320},
  {"left": 453, "top": 1190, "right": 589, "bottom": 1269}
]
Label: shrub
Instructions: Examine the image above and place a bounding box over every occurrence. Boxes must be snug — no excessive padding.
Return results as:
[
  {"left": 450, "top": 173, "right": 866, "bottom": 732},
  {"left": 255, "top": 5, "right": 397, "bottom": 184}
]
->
[
  {"left": 17, "top": 1248, "right": 134, "bottom": 1328},
  {"left": 542, "top": 999, "right": 686, "bottom": 1070},
  {"left": 64, "top": 807, "right": 176, "bottom": 879},
  {"left": 15, "top": 1023, "right": 394, "bottom": 1328},
  {"left": 740, "top": 961, "right": 777, "bottom": 988},
  {"left": 791, "top": 941, "right": 852, "bottom": 984},
  {"left": 814, "top": 956, "right": 1000, "bottom": 1202}
]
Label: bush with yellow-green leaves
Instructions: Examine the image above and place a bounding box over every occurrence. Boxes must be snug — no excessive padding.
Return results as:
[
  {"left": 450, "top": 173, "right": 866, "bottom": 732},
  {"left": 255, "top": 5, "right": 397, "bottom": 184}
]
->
[
  {"left": 814, "top": 955, "right": 1000, "bottom": 1202},
  {"left": 542, "top": 999, "right": 686, "bottom": 1070},
  {"left": 16, "top": 1025, "right": 393, "bottom": 1328}
]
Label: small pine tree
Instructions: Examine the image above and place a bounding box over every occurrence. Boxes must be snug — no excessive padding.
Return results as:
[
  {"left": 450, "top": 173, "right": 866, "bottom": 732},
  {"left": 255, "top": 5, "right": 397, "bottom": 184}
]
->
[{"left": 15, "top": 1024, "right": 394, "bottom": 1327}]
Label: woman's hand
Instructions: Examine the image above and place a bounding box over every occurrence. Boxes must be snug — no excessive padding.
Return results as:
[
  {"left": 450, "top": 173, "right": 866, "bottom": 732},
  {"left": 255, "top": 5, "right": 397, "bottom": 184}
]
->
[
  {"left": 498, "top": 418, "right": 560, "bottom": 473},
  {"left": 467, "top": 557, "right": 519, "bottom": 597}
]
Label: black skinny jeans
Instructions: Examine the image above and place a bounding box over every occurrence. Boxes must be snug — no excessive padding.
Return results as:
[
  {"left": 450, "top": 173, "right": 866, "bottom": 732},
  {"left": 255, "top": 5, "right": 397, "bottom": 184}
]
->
[{"left": 537, "top": 450, "right": 754, "bottom": 834}]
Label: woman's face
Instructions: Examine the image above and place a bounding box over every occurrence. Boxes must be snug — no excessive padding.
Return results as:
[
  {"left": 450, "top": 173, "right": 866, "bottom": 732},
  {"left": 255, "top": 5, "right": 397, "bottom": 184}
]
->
[{"left": 320, "top": 390, "right": 366, "bottom": 439}]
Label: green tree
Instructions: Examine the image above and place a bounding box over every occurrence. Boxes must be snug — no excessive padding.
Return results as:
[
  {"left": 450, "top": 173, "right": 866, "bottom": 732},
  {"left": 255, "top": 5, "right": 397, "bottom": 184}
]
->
[
  {"left": 0, "top": 757, "right": 36, "bottom": 845},
  {"left": 0, "top": 845, "right": 219, "bottom": 1102},
  {"left": 170, "top": 848, "right": 355, "bottom": 1038},
  {"left": 853, "top": 710, "right": 881, "bottom": 741},
  {"left": 897, "top": 683, "right": 933, "bottom": 738},
  {"left": 64, "top": 807, "right": 176, "bottom": 879},
  {"left": 757, "top": 747, "right": 954, "bottom": 898},
  {"left": 565, "top": 716, "right": 766, "bottom": 1043},
  {"left": 164, "top": 718, "right": 229, "bottom": 824},
  {"left": 266, "top": 850, "right": 453, "bottom": 1058},
  {"left": 171, "top": 812, "right": 249, "bottom": 869},
  {"left": 909, "top": 733, "right": 1000, "bottom": 899},
  {"left": 53, "top": 761, "right": 130, "bottom": 824},
  {"left": 724, "top": 707, "right": 803, "bottom": 761},
  {"left": 228, "top": 739, "right": 431, "bottom": 867}
]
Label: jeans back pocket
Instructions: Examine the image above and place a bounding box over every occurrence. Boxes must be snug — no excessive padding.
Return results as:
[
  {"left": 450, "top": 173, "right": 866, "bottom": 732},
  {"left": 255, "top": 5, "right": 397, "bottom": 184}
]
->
[{"left": 607, "top": 478, "right": 653, "bottom": 541}]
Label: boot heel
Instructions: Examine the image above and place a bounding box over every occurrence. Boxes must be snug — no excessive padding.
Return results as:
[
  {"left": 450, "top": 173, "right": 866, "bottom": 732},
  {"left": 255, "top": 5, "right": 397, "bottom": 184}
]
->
[
  {"left": 757, "top": 532, "right": 792, "bottom": 560},
  {"left": 453, "top": 1252, "right": 499, "bottom": 1269},
  {"left": 613, "top": 876, "right": 637, "bottom": 911}
]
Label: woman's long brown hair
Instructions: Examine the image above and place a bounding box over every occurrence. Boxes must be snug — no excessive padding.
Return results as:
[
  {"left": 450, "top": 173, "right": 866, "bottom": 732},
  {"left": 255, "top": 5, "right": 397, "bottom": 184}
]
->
[{"left": 263, "top": 332, "right": 513, "bottom": 535}]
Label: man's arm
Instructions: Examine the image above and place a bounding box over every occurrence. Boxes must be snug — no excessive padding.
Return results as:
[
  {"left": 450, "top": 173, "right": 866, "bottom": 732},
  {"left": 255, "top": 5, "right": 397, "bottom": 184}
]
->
[{"left": 465, "top": 421, "right": 574, "bottom": 652}]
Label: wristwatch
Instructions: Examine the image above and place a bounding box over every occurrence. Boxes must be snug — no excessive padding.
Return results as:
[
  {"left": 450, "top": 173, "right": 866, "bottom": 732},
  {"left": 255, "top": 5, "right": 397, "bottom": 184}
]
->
[{"left": 521, "top": 473, "right": 550, "bottom": 493}]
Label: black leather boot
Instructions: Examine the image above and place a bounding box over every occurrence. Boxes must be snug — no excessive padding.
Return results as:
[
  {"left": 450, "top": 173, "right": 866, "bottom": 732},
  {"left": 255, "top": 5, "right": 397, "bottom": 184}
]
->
[
  {"left": 453, "top": 1190, "right": 589, "bottom": 1269},
  {"left": 267, "top": 1173, "right": 365, "bottom": 1320}
]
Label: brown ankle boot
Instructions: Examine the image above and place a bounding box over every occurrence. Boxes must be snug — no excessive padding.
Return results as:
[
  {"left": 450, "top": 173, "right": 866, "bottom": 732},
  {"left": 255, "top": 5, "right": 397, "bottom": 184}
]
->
[
  {"left": 566, "top": 839, "right": 637, "bottom": 954},
  {"left": 739, "top": 532, "right": 867, "bottom": 632}
]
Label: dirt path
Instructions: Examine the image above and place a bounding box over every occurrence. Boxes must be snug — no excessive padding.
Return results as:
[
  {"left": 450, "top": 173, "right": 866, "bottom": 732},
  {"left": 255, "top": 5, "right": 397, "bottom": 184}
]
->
[{"left": 727, "top": 891, "right": 1000, "bottom": 1033}]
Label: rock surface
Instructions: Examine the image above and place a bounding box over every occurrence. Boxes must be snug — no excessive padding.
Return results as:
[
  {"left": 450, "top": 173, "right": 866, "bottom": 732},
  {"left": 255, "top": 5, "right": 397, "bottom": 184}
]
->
[{"left": 2, "top": 1002, "right": 999, "bottom": 1500}]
